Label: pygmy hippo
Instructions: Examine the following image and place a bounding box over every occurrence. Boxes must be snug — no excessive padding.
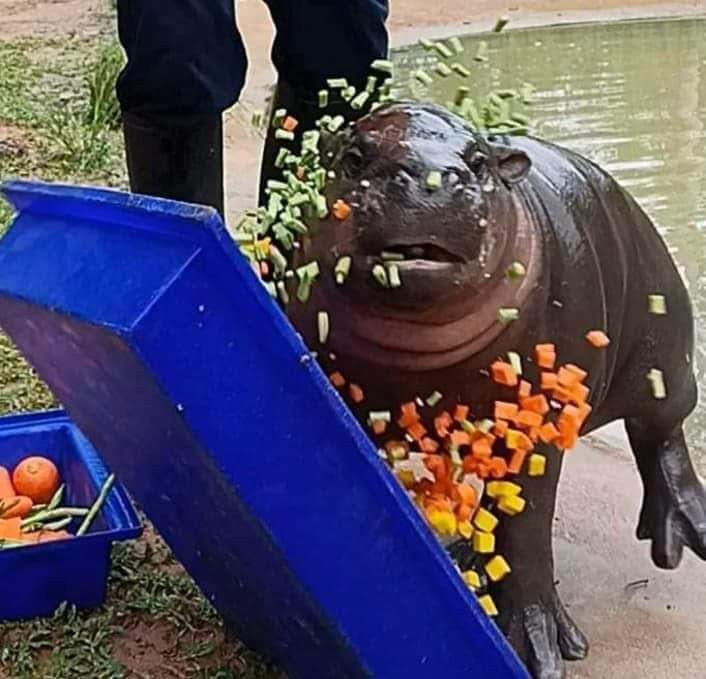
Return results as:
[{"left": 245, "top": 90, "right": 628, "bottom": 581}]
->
[{"left": 287, "top": 102, "right": 706, "bottom": 678}]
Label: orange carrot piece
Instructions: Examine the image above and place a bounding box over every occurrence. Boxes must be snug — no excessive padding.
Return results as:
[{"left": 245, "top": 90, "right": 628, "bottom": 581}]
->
[
  {"left": 0, "top": 517, "right": 22, "bottom": 540},
  {"left": 282, "top": 115, "right": 299, "bottom": 132},
  {"left": 576, "top": 402, "right": 593, "bottom": 427},
  {"left": 541, "top": 372, "right": 558, "bottom": 391},
  {"left": 0, "top": 467, "right": 15, "bottom": 500},
  {"left": 494, "top": 401, "right": 519, "bottom": 420},
  {"left": 454, "top": 405, "right": 470, "bottom": 422},
  {"left": 476, "top": 463, "right": 490, "bottom": 479},
  {"left": 586, "top": 330, "right": 610, "bottom": 348},
  {"left": 0, "top": 496, "right": 32, "bottom": 519},
  {"left": 490, "top": 361, "right": 518, "bottom": 387},
  {"left": 332, "top": 199, "right": 352, "bottom": 221},
  {"left": 535, "top": 344, "right": 556, "bottom": 369},
  {"left": 493, "top": 420, "right": 509, "bottom": 437},
  {"left": 434, "top": 412, "right": 453, "bottom": 437},
  {"left": 456, "top": 504, "right": 472, "bottom": 521},
  {"left": 570, "top": 383, "right": 590, "bottom": 405},
  {"left": 398, "top": 402, "right": 420, "bottom": 428},
  {"left": 348, "top": 383, "right": 364, "bottom": 403},
  {"left": 489, "top": 457, "right": 508, "bottom": 479},
  {"left": 472, "top": 438, "right": 492, "bottom": 459},
  {"left": 407, "top": 421, "right": 428, "bottom": 441},
  {"left": 372, "top": 420, "right": 387, "bottom": 435},
  {"left": 329, "top": 372, "right": 346, "bottom": 388},
  {"left": 37, "top": 530, "right": 72, "bottom": 544},
  {"left": 508, "top": 450, "right": 528, "bottom": 474},
  {"left": 421, "top": 437, "right": 440, "bottom": 453},
  {"left": 462, "top": 456, "right": 477, "bottom": 473},
  {"left": 450, "top": 430, "right": 471, "bottom": 447},
  {"left": 529, "top": 427, "right": 540, "bottom": 443},
  {"left": 538, "top": 422, "right": 560, "bottom": 444},
  {"left": 518, "top": 380, "right": 532, "bottom": 399},
  {"left": 520, "top": 394, "right": 550, "bottom": 415},
  {"left": 515, "top": 410, "right": 544, "bottom": 429},
  {"left": 455, "top": 483, "right": 477, "bottom": 507},
  {"left": 552, "top": 386, "right": 573, "bottom": 403}
]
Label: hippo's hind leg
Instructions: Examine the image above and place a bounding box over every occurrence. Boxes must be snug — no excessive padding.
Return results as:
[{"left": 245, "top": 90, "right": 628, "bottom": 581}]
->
[
  {"left": 626, "top": 416, "right": 706, "bottom": 569},
  {"left": 490, "top": 451, "right": 588, "bottom": 679}
]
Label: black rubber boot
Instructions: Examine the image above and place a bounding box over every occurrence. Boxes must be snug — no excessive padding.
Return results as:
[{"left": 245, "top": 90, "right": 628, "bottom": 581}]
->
[
  {"left": 258, "top": 79, "right": 374, "bottom": 207},
  {"left": 122, "top": 112, "right": 225, "bottom": 217}
]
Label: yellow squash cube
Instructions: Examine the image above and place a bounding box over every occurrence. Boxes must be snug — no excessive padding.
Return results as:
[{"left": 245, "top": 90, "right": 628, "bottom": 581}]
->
[
  {"left": 473, "top": 507, "right": 499, "bottom": 533},
  {"left": 458, "top": 520, "right": 474, "bottom": 540},
  {"left": 498, "top": 494, "right": 526, "bottom": 516},
  {"left": 487, "top": 481, "right": 522, "bottom": 498},
  {"left": 478, "top": 594, "right": 498, "bottom": 617},
  {"left": 528, "top": 454, "right": 547, "bottom": 477},
  {"left": 462, "top": 570, "right": 481, "bottom": 590},
  {"left": 473, "top": 530, "right": 495, "bottom": 554},
  {"left": 485, "top": 555, "right": 512, "bottom": 583}
]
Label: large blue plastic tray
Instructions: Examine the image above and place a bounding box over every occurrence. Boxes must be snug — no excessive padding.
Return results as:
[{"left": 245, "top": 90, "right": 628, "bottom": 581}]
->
[
  {"left": 0, "top": 181, "right": 528, "bottom": 677},
  {"left": 0, "top": 409, "right": 141, "bottom": 621}
]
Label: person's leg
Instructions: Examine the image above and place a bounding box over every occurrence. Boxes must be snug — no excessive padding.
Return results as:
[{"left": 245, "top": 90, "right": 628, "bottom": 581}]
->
[
  {"left": 116, "top": 0, "right": 247, "bottom": 216},
  {"left": 258, "top": 0, "right": 389, "bottom": 204}
]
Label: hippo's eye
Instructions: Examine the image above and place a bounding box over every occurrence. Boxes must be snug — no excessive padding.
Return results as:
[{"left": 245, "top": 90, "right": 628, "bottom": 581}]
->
[{"left": 469, "top": 152, "right": 487, "bottom": 175}]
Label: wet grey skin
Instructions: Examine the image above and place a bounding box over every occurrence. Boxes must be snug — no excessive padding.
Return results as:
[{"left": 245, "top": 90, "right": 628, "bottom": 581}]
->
[{"left": 287, "top": 102, "right": 706, "bottom": 679}]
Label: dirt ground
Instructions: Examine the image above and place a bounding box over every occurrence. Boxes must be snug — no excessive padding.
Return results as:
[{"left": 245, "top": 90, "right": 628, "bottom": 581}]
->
[{"left": 2, "top": 1, "right": 706, "bottom": 678}]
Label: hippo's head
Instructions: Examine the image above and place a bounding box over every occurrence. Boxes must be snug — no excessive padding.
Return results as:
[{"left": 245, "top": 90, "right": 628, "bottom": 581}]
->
[{"left": 290, "top": 103, "right": 541, "bottom": 372}]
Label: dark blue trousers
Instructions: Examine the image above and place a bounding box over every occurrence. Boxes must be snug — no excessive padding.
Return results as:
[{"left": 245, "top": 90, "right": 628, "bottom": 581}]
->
[{"left": 116, "top": 0, "right": 390, "bottom": 116}]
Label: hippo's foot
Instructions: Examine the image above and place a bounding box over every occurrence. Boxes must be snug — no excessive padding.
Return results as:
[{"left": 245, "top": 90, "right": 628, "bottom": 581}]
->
[
  {"left": 627, "top": 422, "right": 706, "bottom": 569},
  {"left": 501, "top": 587, "right": 588, "bottom": 679}
]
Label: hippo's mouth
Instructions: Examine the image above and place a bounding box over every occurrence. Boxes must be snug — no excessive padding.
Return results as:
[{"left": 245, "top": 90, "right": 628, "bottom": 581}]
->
[{"left": 372, "top": 242, "right": 465, "bottom": 266}]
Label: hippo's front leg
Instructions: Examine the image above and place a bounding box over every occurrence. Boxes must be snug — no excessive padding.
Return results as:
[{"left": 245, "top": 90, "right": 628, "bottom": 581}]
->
[
  {"left": 626, "top": 419, "right": 706, "bottom": 569},
  {"left": 493, "top": 450, "right": 588, "bottom": 679}
]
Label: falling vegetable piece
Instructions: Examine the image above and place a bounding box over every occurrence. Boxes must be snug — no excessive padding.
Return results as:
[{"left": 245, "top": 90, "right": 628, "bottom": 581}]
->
[
  {"left": 370, "top": 59, "right": 394, "bottom": 75},
  {"left": 497, "top": 307, "right": 519, "bottom": 324},
  {"left": 479, "top": 594, "right": 499, "bottom": 617},
  {"left": 586, "top": 330, "right": 610, "bottom": 348},
  {"left": 317, "top": 311, "right": 330, "bottom": 344},
  {"left": 426, "top": 171, "right": 443, "bottom": 190},
  {"left": 318, "top": 90, "right": 329, "bottom": 108},
  {"left": 434, "top": 62, "right": 453, "bottom": 77},
  {"left": 485, "top": 555, "right": 511, "bottom": 582},
  {"left": 490, "top": 361, "right": 518, "bottom": 387},
  {"left": 282, "top": 116, "right": 299, "bottom": 132},
  {"left": 450, "top": 37, "right": 464, "bottom": 55},
  {"left": 332, "top": 199, "right": 352, "bottom": 221},
  {"left": 413, "top": 70, "right": 434, "bottom": 86},
  {"left": 349, "top": 384, "right": 365, "bottom": 404},
  {"left": 535, "top": 344, "right": 557, "bottom": 370},
  {"left": 426, "top": 391, "right": 443, "bottom": 407},
  {"left": 493, "top": 16, "right": 509, "bottom": 32},
  {"left": 334, "top": 256, "right": 352, "bottom": 285},
  {"left": 372, "top": 264, "right": 389, "bottom": 288},
  {"left": 387, "top": 264, "right": 402, "bottom": 288},
  {"left": 528, "top": 454, "right": 547, "bottom": 477},
  {"left": 648, "top": 294, "right": 667, "bottom": 315},
  {"left": 473, "top": 530, "right": 495, "bottom": 554},
  {"left": 451, "top": 63, "right": 471, "bottom": 77},
  {"left": 329, "top": 372, "right": 346, "bottom": 388},
  {"left": 648, "top": 369, "right": 667, "bottom": 399},
  {"left": 507, "top": 351, "right": 523, "bottom": 376}
]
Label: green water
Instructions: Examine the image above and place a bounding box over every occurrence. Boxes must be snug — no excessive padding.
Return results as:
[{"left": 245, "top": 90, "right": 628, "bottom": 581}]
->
[{"left": 396, "top": 17, "right": 706, "bottom": 472}]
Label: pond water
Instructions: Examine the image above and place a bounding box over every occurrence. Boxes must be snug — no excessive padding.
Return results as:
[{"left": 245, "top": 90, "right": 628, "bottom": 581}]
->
[{"left": 396, "top": 17, "right": 706, "bottom": 473}]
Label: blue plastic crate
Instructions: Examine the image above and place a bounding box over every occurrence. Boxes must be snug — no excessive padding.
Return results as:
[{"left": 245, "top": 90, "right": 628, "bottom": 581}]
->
[
  {"left": 0, "top": 410, "right": 141, "bottom": 622},
  {"left": 0, "top": 181, "right": 528, "bottom": 678}
]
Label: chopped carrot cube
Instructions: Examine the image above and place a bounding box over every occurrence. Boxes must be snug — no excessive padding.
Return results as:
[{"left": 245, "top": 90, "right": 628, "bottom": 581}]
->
[
  {"left": 407, "top": 421, "right": 427, "bottom": 441},
  {"left": 508, "top": 450, "right": 528, "bottom": 474},
  {"left": 493, "top": 420, "right": 509, "bottom": 437},
  {"left": 329, "top": 372, "right": 346, "bottom": 388},
  {"left": 434, "top": 412, "right": 453, "bottom": 437},
  {"left": 332, "top": 199, "right": 352, "bottom": 221},
  {"left": 454, "top": 405, "right": 470, "bottom": 422},
  {"left": 457, "top": 504, "right": 472, "bottom": 521},
  {"left": 372, "top": 419, "right": 387, "bottom": 435},
  {"left": 552, "top": 386, "right": 573, "bottom": 403},
  {"left": 520, "top": 394, "right": 550, "bottom": 415},
  {"left": 535, "top": 344, "right": 556, "bottom": 369},
  {"left": 518, "top": 380, "right": 532, "bottom": 399},
  {"left": 489, "top": 457, "right": 508, "bottom": 478},
  {"left": 586, "top": 330, "right": 610, "bottom": 348},
  {"left": 450, "top": 430, "right": 471, "bottom": 447},
  {"left": 398, "top": 402, "right": 419, "bottom": 428},
  {"left": 462, "top": 456, "right": 478, "bottom": 473},
  {"left": 570, "top": 383, "right": 590, "bottom": 405},
  {"left": 538, "top": 422, "right": 560, "bottom": 444},
  {"left": 541, "top": 372, "right": 558, "bottom": 390},
  {"left": 515, "top": 410, "right": 544, "bottom": 429},
  {"left": 349, "top": 383, "right": 364, "bottom": 403},
  {"left": 421, "top": 437, "right": 440, "bottom": 453},
  {"left": 490, "top": 361, "right": 518, "bottom": 387},
  {"left": 494, "top": 401, "right": 519, "bottom": 420},
  {"left": 282, "top": 115, "right": 299, "bottom": 132},
  {"left": 472, "top": 438, "right": 492, "bottom": 459},
  {"left": 455, "top": 483, "right": 477, "bottom": 507}
]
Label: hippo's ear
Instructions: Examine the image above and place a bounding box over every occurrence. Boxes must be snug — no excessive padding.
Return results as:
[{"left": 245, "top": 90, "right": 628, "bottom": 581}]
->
[{"left": 490, "top": 143, "right": 531, "bottom": 185}]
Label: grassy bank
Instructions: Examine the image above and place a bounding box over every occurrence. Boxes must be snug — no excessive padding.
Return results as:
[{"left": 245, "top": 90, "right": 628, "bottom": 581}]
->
[{"left": 0, "top": 28, "right": 278, "bottom": 679}]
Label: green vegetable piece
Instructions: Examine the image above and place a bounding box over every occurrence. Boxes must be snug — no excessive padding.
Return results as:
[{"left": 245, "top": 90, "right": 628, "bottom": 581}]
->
[
  {"left": 316, "top": 195, "right": 329, "bottom": 219},
  {"left": 419, "top": 38, "right": 435, "bottom": 50},
  {"left": 493, "top": 16, "right": 509, "bottom": 32},
  {"left": 369, "top": 411, "right": 392, "bottom": 423},
  {"left": 451, "top": 63, "right": 471, "bottom": 77},
  {"left": 506, "top": 261, "right": 526, "bottom": 279},
  {"left": 327, "top": 78, "right": 348, "bottom": 89},
  {"left": 461, "top": 419, "right": 476, "bottom": 434},
  {"left": 474, "top": 42, "right": 489, "bottom": 62},
  {"left": 477, "top": 419, "right": 494, "bottom": 434},
  {"left": 426, "top": 170, "right": 443, "bottom": 190},
  {"left": 351, "top": 91, "right": 370, "bottom": 110},
  {"left": 454, "top": 86, "right": 471, "bottom": 107},
  {"left": 648, "top": 368, "right": 667, "bottom": 399},
  {"left": 387, "top": 263, "right": 402, "bottom": 288},
  {"left": 371, "top": 59, "right": 395, "bottom": 75},
  {"left": 648, "top": 294, "right": 667, "bottom": 315},
  {"left": 426, "top": 391, "right": 443, "bottom": 407},
  {"left": 273, "top": 224, "right": 294, "bottom": 250},
  {"left": 450, "top": 37, "right": 465, "bottom": 55},
  {"left": 497, "top": 307, "right": 520, "bottom": 324},
  {"left": 267, "top": 179, "right": 288, "bottom": 193},
  {"left": 372, "top": 264, "right": 389, "bottom": 288},
  {"left": 414, "top": 70, "right": 434, "bottom": 86},
  {"left": 366, "top": 75, "right": 378, "bottom": 93},
  {"left": 43, "top": 517, "right": 73, "bottom": 532},
  {"left": 434, "top": 62, "right": 453, "bottom": 77},
  {"left": 318, "top": 311, "right": 330, "bottom": 344},
  {"left": 341, "top": 86, "right": 356, "bottom": 102},
  {"left": 433, "top": 42, "right": 454, "bottom": 59},
  {"left": 335, "top": 256, "right": 352, "bottom": 284},
  {"left": 381, "top": 251, "right": 404, "bottom": 261},
  {"left": 277, "top": 281, "right": 290, "bottom": 305},
  {"left": 263, "top": 281, "right": 277, "bottom": 298},
  {"left": 272, "top": 108, "right": 287, "bottom": 127},
  {"left": 318, "top": 89, "right": 329, "bottom": 108},
  {"left": 275, "top": 148, "right": 291, "bottom": 169},
  {"left": 275, "top": 129, "right": 295, "bottom": 142},
  {"left": 328, "top": 115, "right": 346, "bottom": 132},
  {"left": 268, "top": 245, "right": 288, "bottom": 276},
  {"left": 508, "top": 351, "right": 523, "bottom": 376}
]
